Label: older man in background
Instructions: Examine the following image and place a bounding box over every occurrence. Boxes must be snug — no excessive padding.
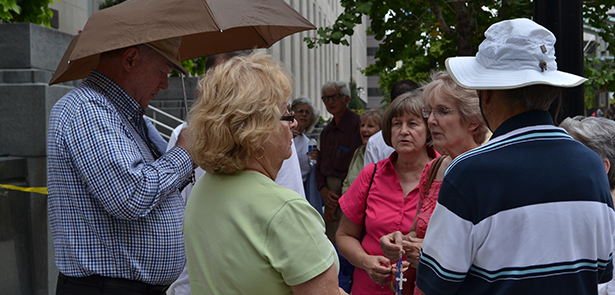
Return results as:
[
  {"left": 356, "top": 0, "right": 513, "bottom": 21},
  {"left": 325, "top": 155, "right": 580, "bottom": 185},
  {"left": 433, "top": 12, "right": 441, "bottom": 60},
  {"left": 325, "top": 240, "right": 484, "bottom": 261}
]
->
[{"left": 315, "top": 81, "right": 362, "bottom": 244}]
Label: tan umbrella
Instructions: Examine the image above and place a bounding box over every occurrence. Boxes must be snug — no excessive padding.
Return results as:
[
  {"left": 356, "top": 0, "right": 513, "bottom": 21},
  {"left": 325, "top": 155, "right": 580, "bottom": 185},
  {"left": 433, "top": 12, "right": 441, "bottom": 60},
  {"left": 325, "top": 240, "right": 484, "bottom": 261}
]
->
[{"left": 49, "top": 0, "right": 315, "bottom": 85}]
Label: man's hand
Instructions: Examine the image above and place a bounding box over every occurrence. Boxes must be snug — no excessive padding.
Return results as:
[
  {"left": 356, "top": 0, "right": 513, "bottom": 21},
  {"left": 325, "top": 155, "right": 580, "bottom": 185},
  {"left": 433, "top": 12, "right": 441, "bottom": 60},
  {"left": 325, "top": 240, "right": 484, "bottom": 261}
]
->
[
  {"left": 320, "top": 186, "right": 339, "bottom": 208},
  {"left": 292, "top": 128, "right": 302, "bottom": 138},
  {"left": 308, "top": 147, "right": 320, "bottom": 163},
  {"left": 324, "top": 205, "right": 339, "bottom": 223},
  {"left": 177, "top": 129, "right": 197, "bottom": 169}
]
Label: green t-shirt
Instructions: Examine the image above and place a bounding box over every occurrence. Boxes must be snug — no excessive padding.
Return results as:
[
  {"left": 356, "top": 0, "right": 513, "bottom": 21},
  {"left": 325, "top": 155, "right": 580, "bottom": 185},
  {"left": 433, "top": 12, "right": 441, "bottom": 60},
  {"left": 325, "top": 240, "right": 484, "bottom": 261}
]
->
[
  {"left": 184, "top": 170, "right": 337, "bottom": 295},
  {"left": 342, "top": 145, "right": 366, "bottom": 194}
]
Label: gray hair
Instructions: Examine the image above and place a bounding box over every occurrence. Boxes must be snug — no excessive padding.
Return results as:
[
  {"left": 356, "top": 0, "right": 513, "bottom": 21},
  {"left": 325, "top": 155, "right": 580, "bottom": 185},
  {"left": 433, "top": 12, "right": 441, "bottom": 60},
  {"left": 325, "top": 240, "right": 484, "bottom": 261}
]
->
[
  {"left": 321, "top": 81, "right": 350, "bottom": 97},
  {"left": 560, "top": 116, "right": 615, "bottom": 190},
  {"left": 422, "top": 71, "right": 488, "bottom": 144},
  {"left": 290, "top": 96, "right": 320, "bottom": 133},
  {"left": 499, "top": 85, "right": 561, "bottom": 111}
]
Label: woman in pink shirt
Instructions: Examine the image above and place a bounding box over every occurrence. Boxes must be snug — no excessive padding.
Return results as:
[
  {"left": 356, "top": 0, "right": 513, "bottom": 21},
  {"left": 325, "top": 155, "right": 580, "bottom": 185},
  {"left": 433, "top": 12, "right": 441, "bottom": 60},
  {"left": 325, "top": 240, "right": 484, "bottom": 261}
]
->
[
  {"left": 380, "top": 71, "right": 488, "bottom": 295},
  {"left": 337, "top": 90, "right": 438, "bottom": 295}
]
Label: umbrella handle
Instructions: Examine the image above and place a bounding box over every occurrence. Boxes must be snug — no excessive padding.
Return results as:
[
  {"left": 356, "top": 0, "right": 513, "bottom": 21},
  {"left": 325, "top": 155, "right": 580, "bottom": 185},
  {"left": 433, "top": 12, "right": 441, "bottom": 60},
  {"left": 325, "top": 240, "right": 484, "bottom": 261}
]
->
[{"left": 181, "top": 74, "right": 188, "bottom": 123}]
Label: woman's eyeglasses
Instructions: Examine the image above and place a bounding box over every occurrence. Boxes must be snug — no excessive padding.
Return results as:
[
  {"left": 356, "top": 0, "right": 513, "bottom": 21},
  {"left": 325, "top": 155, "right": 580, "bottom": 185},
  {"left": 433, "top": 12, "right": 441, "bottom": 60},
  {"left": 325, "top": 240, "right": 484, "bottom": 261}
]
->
[
  {"left": 422, "top": 106, "right": 457, "bottom": 119},
  {"left": 295, "top": 109, "right": 312, "bottom": 115},
  {"left": 280, "top": 110, "right": 295, "bottom": 122}
]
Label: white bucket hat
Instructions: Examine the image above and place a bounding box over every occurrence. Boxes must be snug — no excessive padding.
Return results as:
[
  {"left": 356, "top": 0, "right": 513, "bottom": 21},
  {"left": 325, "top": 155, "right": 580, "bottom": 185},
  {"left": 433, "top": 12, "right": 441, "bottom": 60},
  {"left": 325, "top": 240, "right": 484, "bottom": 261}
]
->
[{"left": 446, "top": 18, "right": 587, "bottom": 90}]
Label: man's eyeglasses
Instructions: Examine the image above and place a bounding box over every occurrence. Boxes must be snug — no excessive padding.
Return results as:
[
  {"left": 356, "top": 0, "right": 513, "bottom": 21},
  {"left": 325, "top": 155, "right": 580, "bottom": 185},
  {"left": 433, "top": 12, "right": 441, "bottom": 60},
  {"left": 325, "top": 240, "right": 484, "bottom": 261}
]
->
[
  {"left": 422, "top": 106, "right": 457, "bottom": 119},
  {"left": 280, "top": 110, "right": 295, "bottom": 122},
  {"left": 295, "top": 109, "right": 312, "bottom": 115},
  {"left": 321, "top": 93, "right": 344, "bottom": 102}
]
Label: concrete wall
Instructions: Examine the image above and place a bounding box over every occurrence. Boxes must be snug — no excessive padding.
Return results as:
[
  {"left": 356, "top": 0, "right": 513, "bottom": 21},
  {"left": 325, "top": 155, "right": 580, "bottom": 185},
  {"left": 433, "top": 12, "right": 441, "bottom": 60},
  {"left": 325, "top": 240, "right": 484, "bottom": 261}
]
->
[
  {"left": 48, "top": 0, "right": 100, "bottom": 35},
  {"left": 266, "top": 0, "right": 368, "bottom": 121},
  {"left": 43, "top": 0, "right": 369, "bottom": 123},
  {"left": 0, "top": 23, "right": 75, "bottom": 295}
]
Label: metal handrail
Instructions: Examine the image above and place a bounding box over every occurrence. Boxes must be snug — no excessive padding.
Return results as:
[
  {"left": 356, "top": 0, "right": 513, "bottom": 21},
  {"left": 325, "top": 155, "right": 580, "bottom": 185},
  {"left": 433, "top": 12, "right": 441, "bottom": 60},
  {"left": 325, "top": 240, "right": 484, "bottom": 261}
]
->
[
  {"left": 148, "top": 105, "right": 185, "bottom": 125},
  {"left": 146, "top": 105, "right": 185, "bottom": 140},
  {"left": 145, "top": 116, "right": 174, "bottom": 140}
]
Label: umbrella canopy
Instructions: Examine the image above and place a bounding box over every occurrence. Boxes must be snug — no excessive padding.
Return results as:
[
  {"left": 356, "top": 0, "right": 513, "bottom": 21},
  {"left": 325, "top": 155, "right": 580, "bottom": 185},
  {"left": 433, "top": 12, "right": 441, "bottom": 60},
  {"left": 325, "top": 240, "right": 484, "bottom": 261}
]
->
[{"left": 49, "top": 0, "right": 315, "bottom": 85}]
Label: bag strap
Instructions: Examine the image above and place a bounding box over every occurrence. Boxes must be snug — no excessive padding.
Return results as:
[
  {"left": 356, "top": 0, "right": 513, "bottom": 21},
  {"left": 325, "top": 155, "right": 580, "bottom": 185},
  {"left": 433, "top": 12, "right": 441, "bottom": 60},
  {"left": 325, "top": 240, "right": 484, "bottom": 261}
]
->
[
  {"left": 362, "top": 163, "right": 377, "bottom": 228},
  {"left": 426, "top": 156, "right": 446, "bottom": 195},
  {"left": 367, "top": 163, "right": 377, "bottom": 197}
]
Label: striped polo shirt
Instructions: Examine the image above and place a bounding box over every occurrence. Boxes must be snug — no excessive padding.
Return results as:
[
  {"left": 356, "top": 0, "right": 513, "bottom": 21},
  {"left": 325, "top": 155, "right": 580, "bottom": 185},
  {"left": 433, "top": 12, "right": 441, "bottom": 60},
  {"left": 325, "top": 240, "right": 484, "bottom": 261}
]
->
[{"left": 416, "top": 110, "right": 615, "bottom": 295}]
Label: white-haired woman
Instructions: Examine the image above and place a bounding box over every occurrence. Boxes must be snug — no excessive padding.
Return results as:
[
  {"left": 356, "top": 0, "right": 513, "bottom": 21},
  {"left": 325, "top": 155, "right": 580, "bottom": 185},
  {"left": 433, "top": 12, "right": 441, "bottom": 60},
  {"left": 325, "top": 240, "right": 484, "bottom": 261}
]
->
[
  {"left": 560, "top": 116, "right": 615, "bottom": 295},
  {"left": 291, "top": 96, "right": 323, "bottom": 214},
  {"left": 291, "top": 96, "right": 321, "bottom": 182}
]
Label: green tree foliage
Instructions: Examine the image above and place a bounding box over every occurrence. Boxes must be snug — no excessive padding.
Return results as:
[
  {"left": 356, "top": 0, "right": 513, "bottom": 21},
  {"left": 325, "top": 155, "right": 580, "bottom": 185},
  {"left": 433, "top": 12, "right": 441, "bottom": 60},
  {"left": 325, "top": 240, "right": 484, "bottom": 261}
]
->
[
  {"left": 0, "top": 0, "right": 55, "bottom": 27},
  {"left": 306, "top": 0, "right": 615, "bottom": 105},
  {"left": 98, "top": 0, "right": 126, "bottom": 10},
  {"left": 175, "top": 58, "right": 207, "bottom": 77},
  {"left": 348, "top": 78, "right": 364, "bottom": 111},
  {"left": 583, "top": 2, "right": 615, "bottom": 104}
]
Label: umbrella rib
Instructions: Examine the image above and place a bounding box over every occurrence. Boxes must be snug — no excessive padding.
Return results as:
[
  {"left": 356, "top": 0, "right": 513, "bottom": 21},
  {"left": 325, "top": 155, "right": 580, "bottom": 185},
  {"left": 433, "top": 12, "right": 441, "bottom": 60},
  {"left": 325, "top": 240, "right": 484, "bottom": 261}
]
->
[
  {"left": 252, "top": 26, "right": 271, "bottom": 47},
  {"left": 200, "top": 0, "right": 223, "bottom": 32}
]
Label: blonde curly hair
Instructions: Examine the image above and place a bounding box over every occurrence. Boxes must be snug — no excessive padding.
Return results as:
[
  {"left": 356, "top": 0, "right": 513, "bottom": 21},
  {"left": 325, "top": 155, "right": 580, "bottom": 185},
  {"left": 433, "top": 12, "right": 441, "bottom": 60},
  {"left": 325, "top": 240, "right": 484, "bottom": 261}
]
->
[{"left": 187, "top": 52, "right": 293, "bottom": 174}]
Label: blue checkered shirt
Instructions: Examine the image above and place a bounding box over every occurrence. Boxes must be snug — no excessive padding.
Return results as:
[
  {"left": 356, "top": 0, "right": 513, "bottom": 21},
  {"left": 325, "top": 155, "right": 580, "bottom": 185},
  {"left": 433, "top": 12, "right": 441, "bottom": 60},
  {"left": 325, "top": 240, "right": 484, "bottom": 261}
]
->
[{"left": 47, "top": 70, "right": 193, "bottom": 285}]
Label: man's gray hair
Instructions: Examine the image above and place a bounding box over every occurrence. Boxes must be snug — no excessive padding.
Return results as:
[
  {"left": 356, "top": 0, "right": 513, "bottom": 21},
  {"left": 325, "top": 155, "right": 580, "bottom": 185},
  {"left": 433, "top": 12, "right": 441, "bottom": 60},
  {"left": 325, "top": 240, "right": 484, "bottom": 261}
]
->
[
  {"left": 560, "top": 116, "right": 615, "bottom": 190},
  {"left": 291, "top": 96, "right": 320, "bottom": 133},
  {"left": 321, "top": 81, "right": 350, "bottom": 97},
  {"left": 499, "top": 85, "right": 561, "bottom": 111}
]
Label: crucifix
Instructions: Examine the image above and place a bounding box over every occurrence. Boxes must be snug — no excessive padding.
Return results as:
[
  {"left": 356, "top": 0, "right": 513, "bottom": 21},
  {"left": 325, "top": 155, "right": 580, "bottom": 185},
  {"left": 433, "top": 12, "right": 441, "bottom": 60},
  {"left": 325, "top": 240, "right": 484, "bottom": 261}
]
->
[{"left": 395, "top": 252, "right": 407, "bottom": 295}]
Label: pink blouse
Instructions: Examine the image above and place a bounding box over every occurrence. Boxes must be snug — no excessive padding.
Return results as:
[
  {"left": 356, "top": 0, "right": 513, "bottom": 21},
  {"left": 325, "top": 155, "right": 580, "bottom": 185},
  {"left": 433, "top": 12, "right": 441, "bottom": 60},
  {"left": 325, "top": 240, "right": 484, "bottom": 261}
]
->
[
  {"left": 339, "top": 152, "right": 419, "bottom": 295},
  {"left": 415, "top": 158, "right": 444, "bottom": 239},
  {"left": 412, "top": 157, "right": 444, "bottom": 295}
]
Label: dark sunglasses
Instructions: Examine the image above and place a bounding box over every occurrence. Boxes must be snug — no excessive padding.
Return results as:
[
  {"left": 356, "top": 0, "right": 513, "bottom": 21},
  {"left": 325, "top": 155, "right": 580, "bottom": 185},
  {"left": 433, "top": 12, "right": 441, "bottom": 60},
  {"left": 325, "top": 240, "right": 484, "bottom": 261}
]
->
[{"left": 280, "top": 110, "right": 295, "bottom": 122}]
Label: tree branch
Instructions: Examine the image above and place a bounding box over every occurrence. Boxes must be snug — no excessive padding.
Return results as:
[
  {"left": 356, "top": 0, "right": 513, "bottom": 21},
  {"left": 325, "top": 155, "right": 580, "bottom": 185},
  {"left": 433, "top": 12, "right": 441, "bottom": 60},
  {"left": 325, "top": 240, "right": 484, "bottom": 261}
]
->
[{"left": 427, "top": 0, "right": 453, "bottom": 35}]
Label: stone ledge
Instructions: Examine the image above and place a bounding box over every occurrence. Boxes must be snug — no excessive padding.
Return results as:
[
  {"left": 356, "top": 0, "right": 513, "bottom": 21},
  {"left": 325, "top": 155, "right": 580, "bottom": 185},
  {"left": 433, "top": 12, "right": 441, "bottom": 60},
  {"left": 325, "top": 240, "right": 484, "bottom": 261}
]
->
[
  {"left": 0, "top": 23, "right": 73, "bottom": 71},
  {"left": 1, "top": 69, "right": 54, "bottom": 84},
  {"left": 0, "top": 157, "right": 27, "bottom": 182}
]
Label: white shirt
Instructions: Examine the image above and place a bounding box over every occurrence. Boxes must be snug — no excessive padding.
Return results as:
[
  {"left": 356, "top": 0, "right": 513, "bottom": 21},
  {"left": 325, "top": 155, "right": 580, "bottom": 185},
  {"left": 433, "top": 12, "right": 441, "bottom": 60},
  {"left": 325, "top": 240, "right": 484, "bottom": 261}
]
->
[
  {"left": 165, "top": 123, "right": 205, "bottom": 205},
  {"left": 293, "top": 133, "right": 311, "bottom": 182},
  {"left": 363, "top": 130, "right": 394, "bottom": 166}
]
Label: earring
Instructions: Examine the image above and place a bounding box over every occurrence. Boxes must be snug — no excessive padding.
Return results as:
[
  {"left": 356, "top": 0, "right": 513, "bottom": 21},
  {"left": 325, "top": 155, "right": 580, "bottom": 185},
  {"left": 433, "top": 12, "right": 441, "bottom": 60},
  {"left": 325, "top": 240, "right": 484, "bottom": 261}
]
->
[{"left": 255, "top": 147, "right": 265, "bottom": 160}]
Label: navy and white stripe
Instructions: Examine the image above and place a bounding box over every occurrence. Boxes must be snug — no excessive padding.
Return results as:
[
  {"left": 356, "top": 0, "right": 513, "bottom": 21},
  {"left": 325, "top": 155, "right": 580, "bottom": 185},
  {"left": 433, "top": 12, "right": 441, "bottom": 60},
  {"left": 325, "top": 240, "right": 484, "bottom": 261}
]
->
[
  {"left": 416, "top": 111, "right": 615, "bottom": 295},
  {"left": 47, "top": 70, "right": 194, "bottom": 285}
]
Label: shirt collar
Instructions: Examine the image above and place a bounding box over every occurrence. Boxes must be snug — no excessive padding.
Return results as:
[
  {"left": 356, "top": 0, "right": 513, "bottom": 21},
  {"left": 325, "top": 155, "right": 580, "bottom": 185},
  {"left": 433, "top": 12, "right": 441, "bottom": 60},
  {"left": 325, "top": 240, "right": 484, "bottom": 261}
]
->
[
  {"left": 383, "top": 148, "right": 439, "bottom": 168},
  {"left": 329, "top": 108, "right": 353, "bottom": 131},
  {"left": 491, "top": 110, "right": 555, "bottom": 139},
  {"left": 89, "top": 70, "right": 145, "bottom": 119}
]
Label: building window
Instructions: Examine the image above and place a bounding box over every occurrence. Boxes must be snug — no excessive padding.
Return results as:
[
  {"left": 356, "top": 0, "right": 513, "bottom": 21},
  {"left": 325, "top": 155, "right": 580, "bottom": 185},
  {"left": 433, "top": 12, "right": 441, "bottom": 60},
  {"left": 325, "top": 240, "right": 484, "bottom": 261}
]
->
[{"left": 367, "top": 47, "right": 378, "bottom": 56}]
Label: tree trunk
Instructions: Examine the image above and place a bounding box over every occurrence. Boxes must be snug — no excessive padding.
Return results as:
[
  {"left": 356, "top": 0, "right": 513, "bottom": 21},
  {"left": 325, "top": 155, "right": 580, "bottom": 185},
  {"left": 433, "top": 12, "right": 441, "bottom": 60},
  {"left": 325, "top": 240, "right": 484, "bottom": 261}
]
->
[{"left": 455, "top": 2, "right": 473, "bottom": 56}]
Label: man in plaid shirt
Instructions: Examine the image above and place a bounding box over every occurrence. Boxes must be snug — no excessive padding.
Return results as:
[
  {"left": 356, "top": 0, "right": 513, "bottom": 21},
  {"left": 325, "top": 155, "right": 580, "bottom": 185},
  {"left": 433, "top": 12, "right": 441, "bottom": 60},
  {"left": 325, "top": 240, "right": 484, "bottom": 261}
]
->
[{"left": 47, "top": 37, "right": 195, "bottom": 295}]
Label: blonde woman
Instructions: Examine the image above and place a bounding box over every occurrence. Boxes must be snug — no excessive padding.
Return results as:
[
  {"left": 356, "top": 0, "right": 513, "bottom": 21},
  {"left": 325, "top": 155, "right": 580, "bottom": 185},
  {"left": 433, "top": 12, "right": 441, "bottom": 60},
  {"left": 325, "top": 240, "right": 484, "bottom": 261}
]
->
[
  {"left": 341, "top": 109, "right": 385, "bottom": 194},
  {"left": 184, "top": 53, "right": 345, "bottom": 295}
]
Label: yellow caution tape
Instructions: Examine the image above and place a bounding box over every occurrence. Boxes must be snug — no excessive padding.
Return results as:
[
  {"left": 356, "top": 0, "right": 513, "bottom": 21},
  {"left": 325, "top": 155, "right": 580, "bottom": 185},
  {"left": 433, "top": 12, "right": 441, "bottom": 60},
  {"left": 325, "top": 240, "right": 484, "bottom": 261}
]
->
[{"left": 0, "top": 184, "right": 48, "bottom": 195}]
